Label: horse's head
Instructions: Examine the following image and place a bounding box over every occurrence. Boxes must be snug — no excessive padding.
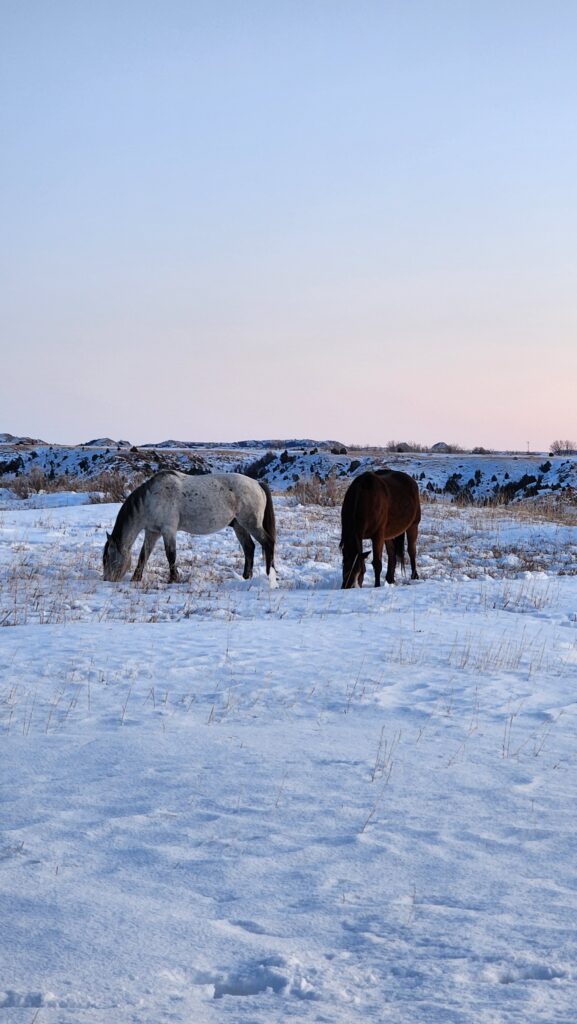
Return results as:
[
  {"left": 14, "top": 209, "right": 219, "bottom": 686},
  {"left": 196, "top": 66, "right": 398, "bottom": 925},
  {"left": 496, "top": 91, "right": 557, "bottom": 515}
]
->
[
  {"left": 341, "top": 549, "right": 370, "bottom": 589},
  {"left": 103, "top": 532, "right": 131, "bottom": 581}
]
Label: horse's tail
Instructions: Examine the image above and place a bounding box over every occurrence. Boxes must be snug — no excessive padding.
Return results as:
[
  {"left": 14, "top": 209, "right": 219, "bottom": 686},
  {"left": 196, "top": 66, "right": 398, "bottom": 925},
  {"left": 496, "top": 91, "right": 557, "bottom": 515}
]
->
[
  {"left": 259, "top": 481, "right": 276, "bottom": 571},
  {"left": 394, "top": 533, "right": 406, "bottom": 574}
]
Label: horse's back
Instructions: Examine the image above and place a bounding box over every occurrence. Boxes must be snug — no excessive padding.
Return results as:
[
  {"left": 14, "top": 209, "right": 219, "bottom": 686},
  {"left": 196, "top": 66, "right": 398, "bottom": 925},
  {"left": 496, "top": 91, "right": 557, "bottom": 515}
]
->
[
  {"left": 342, "top": 470, "right": 420, "bottom": 540},
  {"left": 376, "top": 470, "right": 421, "bottom": 523},
  {"left": 175, "top": 472, "right": 266, "bottom": 535}
]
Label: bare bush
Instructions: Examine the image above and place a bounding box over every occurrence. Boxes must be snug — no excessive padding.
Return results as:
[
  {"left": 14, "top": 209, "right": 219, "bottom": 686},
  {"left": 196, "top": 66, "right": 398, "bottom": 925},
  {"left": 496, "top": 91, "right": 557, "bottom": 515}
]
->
[
  {"left": 0, "top": 470, "right": 70, "bottom": 498},
  {"left": 28, "top": 466, "right": 47, "bottom": 492},
  {"left": 291, "top": 473, "right": 347, "bottom": 506},
  {"left": 0, "top": 468, "right": 144, "bottom": 504},
  {"left": 386, "top": 440, "right": 429, "bottom": 453},
  {"left": 89, "top": 471, "right": 145, "bottom": 503},
  {"left": 3, "top": 475, "right": 32, "bottom": 498},
  {"left": 550, "top": 440, "right": 577, "bottom": 456}
]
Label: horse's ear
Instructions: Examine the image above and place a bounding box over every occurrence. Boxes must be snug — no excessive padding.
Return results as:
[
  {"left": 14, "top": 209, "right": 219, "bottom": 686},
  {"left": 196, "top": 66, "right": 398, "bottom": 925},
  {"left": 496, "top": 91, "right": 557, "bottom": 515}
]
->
[{"left": 106, "top": 532, "right": 111, "bottom": 541}]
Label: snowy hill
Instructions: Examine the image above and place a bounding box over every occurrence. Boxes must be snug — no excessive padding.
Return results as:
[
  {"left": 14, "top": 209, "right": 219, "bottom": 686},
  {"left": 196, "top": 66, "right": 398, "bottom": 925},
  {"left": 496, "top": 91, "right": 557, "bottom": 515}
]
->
[
  {"left": 1, "top": 433, "right": 576, "bottom": 505},
  {"left": 82, "top": 437, "right": 132, "bottom": 448},
  {"left": 140, "top": 438, "right": 347, "bottom": 451},
  {"left": 251, "top": 449, "right": 577, "bottom": 503},
  {"left": 0, "top": 431, "right": 47, "bottom": 445}
]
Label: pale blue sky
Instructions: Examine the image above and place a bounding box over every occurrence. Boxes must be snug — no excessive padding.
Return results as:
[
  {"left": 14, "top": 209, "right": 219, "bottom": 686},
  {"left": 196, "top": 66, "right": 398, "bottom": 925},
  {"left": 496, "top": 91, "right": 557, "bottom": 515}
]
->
[{"left": 1, "top": 1, "right": 576, "bottom": 448}]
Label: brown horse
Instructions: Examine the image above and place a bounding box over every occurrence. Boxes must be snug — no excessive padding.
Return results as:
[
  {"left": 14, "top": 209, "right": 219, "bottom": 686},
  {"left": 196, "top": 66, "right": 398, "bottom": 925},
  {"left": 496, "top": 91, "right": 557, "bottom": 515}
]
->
[{"left": 340, "top": 470, "right": 421, "bottom": 588}]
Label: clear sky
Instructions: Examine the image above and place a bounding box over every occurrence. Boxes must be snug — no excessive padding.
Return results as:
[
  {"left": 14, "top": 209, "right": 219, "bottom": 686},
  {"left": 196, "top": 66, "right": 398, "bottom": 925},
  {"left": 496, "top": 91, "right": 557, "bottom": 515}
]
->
[{"left": 1, "top": 1, "right": 576, "bottom": 450}]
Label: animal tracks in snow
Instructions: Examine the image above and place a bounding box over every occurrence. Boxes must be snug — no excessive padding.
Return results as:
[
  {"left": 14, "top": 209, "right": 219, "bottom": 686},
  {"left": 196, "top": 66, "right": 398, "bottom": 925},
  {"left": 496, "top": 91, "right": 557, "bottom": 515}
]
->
[
  {"left": 230, "top": 918, "right": 269, "bottom": 935},
  {"left": 188, "top": 956, "right": 318, "bottom": 1000},
  {"left": 0, "top": 989, "right": 98, "bottom": 1010},
  {"left": 484, "top": 960, "right": 568, "bottom": 985}
]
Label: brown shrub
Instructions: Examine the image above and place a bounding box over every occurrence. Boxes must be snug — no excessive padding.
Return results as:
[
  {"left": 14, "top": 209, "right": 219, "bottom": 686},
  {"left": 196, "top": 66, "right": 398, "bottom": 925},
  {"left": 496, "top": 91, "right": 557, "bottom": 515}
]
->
[
  {"left": 291, "top": 474, "right": 347, "bottom": 506},
  {"left": 89, "top": 471, "right": 146, "bottom": 503}
]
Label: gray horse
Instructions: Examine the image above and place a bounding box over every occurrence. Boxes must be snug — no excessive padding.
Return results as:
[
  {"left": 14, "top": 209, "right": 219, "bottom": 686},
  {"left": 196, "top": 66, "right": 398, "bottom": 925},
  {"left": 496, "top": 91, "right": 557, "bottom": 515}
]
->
[{"left": 103, "top": 470, "right": 276, "bottom": 583}]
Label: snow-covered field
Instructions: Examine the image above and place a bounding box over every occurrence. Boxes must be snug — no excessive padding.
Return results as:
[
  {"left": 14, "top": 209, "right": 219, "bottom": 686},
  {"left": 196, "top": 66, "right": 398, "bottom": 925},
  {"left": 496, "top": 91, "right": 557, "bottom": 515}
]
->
[{"left": 1, "top": 496, "right": 576, "bottom": 1022}]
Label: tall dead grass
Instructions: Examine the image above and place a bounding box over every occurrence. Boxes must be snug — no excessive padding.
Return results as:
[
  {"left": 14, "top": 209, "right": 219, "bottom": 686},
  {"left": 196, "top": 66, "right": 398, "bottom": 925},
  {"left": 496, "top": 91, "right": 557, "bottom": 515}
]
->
[
  {"left": 290, "top": 474, "right": 348, "bottom": 506},
  {"left": 0, "top": 469, "right": 145, "bottom": 503}
]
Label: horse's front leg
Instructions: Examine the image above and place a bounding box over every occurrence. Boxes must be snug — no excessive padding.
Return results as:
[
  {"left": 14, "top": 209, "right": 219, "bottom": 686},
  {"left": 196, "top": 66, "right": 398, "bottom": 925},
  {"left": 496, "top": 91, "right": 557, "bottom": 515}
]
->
[
  {"left": 162, "top": 531, "right": 180, "bottom": 583},
  {"left": 132, "top": 529, "right": 160, "bottom": 582}
]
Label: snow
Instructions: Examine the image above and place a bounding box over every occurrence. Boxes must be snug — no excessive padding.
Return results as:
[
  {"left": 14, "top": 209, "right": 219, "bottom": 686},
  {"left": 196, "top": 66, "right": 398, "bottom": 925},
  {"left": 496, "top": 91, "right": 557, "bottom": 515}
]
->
[
  {"left": 1, "top": 496, "right": 576, "bottom": 1022},
  {"left": 0, "top": 490, "right": 99, "bottom": 511}
]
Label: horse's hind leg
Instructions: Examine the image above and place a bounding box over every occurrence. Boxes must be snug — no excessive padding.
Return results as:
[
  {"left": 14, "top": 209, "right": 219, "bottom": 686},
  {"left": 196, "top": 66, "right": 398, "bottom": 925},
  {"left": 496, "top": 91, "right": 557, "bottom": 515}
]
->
[
  {"left": 231, "top": 519, "right": 256, "bottom": 579},
  {"left": 132, "top": 529, "right": 160, "bottom": 582},
  {"left": 372, "top": 536, "right": 384, "bottom": 587},
  {"left": 384, "top": 539, "right": 396, "bottom": 584},
  {"left": 249, "top": 526, "right": 275, "bottom": 576},
  {"left": 407, "top": 522, "right": 419, "bottom": 579},
  {"left": 162, "top": 531, "right": 180, "bottom": 583}
]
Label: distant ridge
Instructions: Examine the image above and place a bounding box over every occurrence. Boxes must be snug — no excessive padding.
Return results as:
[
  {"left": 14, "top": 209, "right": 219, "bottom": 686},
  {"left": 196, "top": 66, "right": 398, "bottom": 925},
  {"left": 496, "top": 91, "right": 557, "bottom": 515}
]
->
[
  {"left": 82, "top": 438, "right": 132, "bottom": 448},
  {"left": 0, "top": 432, "right": 46, "bottom": 445},
  {"left": 140, "top": 438, "right": 347, "bottom": 451},
  {"left": 1, "top": 431, "right": 576, "bottom": 504}
]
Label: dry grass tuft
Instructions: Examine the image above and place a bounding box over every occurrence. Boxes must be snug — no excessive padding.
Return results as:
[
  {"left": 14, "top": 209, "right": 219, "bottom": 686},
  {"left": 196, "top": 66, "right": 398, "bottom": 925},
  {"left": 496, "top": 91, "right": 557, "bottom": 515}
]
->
[
  {"left": 0, "top": 469, "right": 146, "bottom": 504},
  {"left": 290, "top": 474, "right": 348, "bottom": 507}
]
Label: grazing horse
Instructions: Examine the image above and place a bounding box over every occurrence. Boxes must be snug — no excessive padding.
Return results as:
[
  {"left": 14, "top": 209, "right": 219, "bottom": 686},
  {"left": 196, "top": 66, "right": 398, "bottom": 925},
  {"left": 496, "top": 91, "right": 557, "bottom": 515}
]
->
[
  {"left": 340, "top": 470, "right": 421, "bottom": 588},
  {"left": 103, "top": 470, "right": 276, "bottom": 583}
]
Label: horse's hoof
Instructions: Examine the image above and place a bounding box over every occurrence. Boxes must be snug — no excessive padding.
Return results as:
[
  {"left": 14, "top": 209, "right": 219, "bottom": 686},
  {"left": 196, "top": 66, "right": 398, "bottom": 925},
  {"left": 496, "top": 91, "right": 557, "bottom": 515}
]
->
[{"left": 268, "top": 566, "right": 279, "bottom": 589}]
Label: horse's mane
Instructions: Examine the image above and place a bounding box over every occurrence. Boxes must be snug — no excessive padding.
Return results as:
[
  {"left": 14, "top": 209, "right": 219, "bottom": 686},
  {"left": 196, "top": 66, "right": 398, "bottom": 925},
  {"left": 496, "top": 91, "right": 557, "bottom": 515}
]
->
[
  {"left": 339, "top": 473, "right": 364, "bottom": 554},
  {"left": 111, "top": 470, "right": 178, "bottom": 542}
]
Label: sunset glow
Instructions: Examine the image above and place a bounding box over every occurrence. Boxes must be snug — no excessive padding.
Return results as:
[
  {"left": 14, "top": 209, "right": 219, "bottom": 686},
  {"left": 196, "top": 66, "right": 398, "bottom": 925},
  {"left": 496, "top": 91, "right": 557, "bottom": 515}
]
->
[{"left": 2, "top": 2, "right": 576, "bottom": 450}]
